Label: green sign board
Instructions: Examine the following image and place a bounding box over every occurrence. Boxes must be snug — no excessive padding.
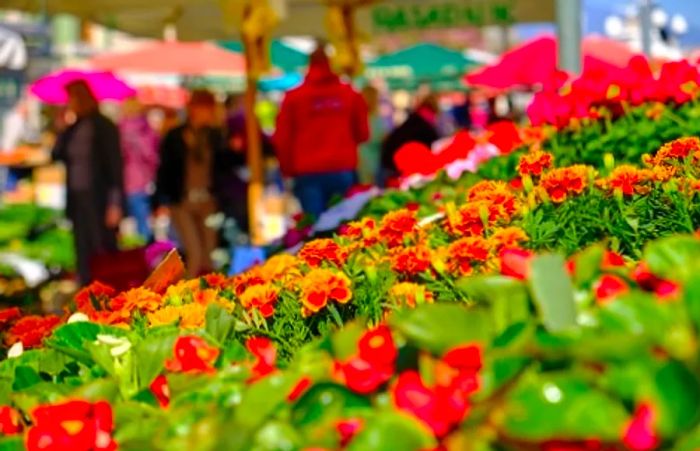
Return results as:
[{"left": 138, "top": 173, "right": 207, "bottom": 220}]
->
[{"left": 360, "top": 0, "right": 555, "bottom": 34}]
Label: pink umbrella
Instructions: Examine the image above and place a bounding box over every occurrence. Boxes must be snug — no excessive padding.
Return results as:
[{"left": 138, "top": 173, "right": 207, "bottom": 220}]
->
[{"left": 30, "top": 69, "right": 136, "bottom": 104}]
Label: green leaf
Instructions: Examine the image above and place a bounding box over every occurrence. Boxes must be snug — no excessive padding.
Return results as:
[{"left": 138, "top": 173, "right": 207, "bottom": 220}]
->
[
  {"left": 292, "top": 383, "right": 371, "bottom": 428},
  {"left": 133, "top": 329, "right": 178, "bottom": 390},
  {"left": 644, "top": 235, "right": 700, "bottom": 281},
  {"left": 45, "top": 322, "right": 128, "bottom": 363},
  {"left": 235, "top": 372, "right": 297, "bottom": 429},
  {"left": 528, "top": 254, "right": 577, "bottom": 332},
  {"left": 251, "top": 421, "right": 301, "bottom": 451},
  {"left": 205, "top": 304, "right": 236, "bottom": 344},
  {"left": 0, "top": 436, "right": 23, "bottom": 451},
  {"left": 570, "top": 244, "right": 605, "bottom": 287},
  {"left": 501, "top": 371, "right": 629, "bottom": 441},
  {"left": 346, "top": 411, "right": 436, "bottom": 451},
  {"left": 390, "top": 304, "right": 492, "bottom": 355},
  {"left": 458, "top": 275, "right": 531, "bottom": 334},
  {"left": 650, "top": 361, "right": 700, "bottom": 435}
]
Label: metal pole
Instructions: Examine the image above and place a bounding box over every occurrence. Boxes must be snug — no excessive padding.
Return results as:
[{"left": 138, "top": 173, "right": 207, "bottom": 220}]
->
[
  {"left": 555, "top": 0, "right": 582, "bottom": 74},
  {"left": 639, "top": 0, "right": 653, "bottom": 57}
]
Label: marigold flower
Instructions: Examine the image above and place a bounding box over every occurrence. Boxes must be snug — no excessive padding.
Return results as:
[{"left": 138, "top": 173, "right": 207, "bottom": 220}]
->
[
  {"left": 518, "top": 149, "right": 554, "bottom": 177},
  {"left": 109, "top": 287, "right": 162, "bottom": 315},
  {"left": 194, "top": 288, "right": 219, "bottom": 306},
  {"left": 645, "top": 137, "right": 700, "bottom": 166},
  {"left": 177, "top": 302, "right": 207, "bottom": 329},
  {"left": 341, "top": 217, "right": 377, "bottom": 243},
  {"left": 5, "top": 315, "right": 60, "bottom": 348},
  {"left": 388, "top": 283, "right": 434, "bottom": 308},
  {"left": 299, "top": 239, "right": 348, "bottom": 268},
  {"left": 27, "top": 400, "right": 116, "bottom": 451},
  {"left": 146, "top": 306, "right": 181, "bottom": 327},
  {"left": 467, "top": 180, "right": 519, "bottom": 221},
  {"left": 239, "top": 284, "right": 279, "bottom": 319},
  {"left": 299, "top": 269, "right": 353, "bottom": 315},
  {"left": 489, "top": 227, "right": 529, "bottom": 251},
  {"left": 0, "top": 307, "right": 21, "bottom": 328},
  {"left": 444, "top": 202, "right": 486, "bottom": 237},
  {"left": 447, "top": 236, "right": 491, "bottom": 275},
  {"left": 597, "top": 165, "right": 653, "bottom": 196},
  {"left": 231, "top": 270, "right": 267, "bottom": 297},
  {"left": 261, "top": 254, "right": 299, "bottom": 280},
  {"left": 202, "top": 273, "right": 228, "bottom": 289},
  {"left": 164, "top": 336, "right": 219, "bottom": 374},
  {"left": 539, "top": 165, "right": 590, "bottom": 203},
  {"left": 390, "top": 245, "right": 433, "bottom": 276},
  {"left": 74, "top": 281, "right": 116, "bottom": 317},
  {"left": 378, "top": 209, "right": 418, "bottom": 248}
]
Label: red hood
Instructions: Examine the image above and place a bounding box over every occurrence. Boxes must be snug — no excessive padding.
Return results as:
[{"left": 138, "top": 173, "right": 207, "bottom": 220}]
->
[{"left": 305, "top": 61, "right": 340, "bottom": 84}]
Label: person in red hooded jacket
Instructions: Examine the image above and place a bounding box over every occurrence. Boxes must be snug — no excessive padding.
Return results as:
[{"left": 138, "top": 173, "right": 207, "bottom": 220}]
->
[{"left": 274, "top": 45, "right": 369, "bottom": 219}]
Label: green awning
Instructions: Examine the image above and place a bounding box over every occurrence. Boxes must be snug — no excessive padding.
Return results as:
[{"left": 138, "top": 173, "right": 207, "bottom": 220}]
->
[
  {"left": 365, "top": 43, "right": 480, "bottom": 91},
  {"left": 218, "top": 40, "right": 309, "bottom": 74}
]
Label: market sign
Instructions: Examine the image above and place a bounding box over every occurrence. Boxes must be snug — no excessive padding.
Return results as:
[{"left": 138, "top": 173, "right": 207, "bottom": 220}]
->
[{"left": 360, "top": 0, "right": 556, "bottom": 33}]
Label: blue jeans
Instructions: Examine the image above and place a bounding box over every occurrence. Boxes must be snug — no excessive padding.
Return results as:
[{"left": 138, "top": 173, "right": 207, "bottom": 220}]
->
[
  {"left": 293, "top": 171, "right": 355, "bottom": 219},
  {"left": 127, "top": 192, "right": 152, "bottom": 240}
]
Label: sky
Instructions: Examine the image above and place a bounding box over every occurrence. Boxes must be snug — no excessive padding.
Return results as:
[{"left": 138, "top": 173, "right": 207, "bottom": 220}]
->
[{"left": 516, "top": 0, "right": 700, "bottom": 48}]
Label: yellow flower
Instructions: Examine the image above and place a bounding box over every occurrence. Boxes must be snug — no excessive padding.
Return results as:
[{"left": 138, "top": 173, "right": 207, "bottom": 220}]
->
[
  {"left": 147, "top": 306, "right": 181, "bottom": 327},
  {"left": 178, "top": 303, "right": 207, "bottom": 329}
]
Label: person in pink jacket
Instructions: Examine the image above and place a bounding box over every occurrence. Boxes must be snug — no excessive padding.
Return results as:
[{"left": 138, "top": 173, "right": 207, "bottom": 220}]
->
[{"left": 119, "top": 99, "right": 160, "bottom": 240}]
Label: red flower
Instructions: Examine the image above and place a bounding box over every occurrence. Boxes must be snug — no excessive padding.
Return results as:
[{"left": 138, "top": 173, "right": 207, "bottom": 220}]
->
[
  {"left": 500, "top": 248, "right": 534, "bottom": 280},
  {"left": 390, "top": 246, "right": 432, "bottom": 276},
  {"left": 203, "top": 273, "right": 228, "bottom": 289},
  {"left": 287, "top": 377, "right": 313, "bottom": 402},
  {"left": 336, "top": 418, "right": 363, "bottom": 448},
  {"left": 378, "top": 209, "right": 419, "bottom": 248},
  {"left": 0, "top": 406, "right": 22, "bottom": 435},
  {"left": 149, "top": 375, "right": 170, "bottom": 408},
  {"left": 602, "top": 251, "right": 625, "bottom": 269},
  {"left": 299, "top": 239, "right": 348, "bottom": 268},
  {"left": 74, "top": 281, "right": 116, "bottom": 317},
  {"left": 164, "top": 336, "right": 219, "bottom": 374},
  {"left": 595, "top": 275, "right": 629, "bottom": 304},
  {"left": 357, "top": 325, "right": 397, "bottom": 368},
  {"left": 246, "top": 337, "right": 277, "bottom": 382},
  {"left": 27, "top": 400, "right": 116, "bottom": 451},
  {"left": 0, "top": 307, "right": 21, "bottom": 328},
  {"left": 6, "top": 315, "right": 61, "bottom": 348},
  {"left": 442, "top": 345, "right": 482, "bottom": 375},
  {"left": 623, "top": 403, "right": 659, "bottom": 451},
  {"left": 632, "top": 263, "right": 681, "bottom": 301}
]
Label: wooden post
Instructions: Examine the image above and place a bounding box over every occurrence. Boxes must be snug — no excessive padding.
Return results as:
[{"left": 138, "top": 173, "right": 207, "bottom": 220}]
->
[{"left": 242, "top": 47, "right": 265, "bottom": 246}]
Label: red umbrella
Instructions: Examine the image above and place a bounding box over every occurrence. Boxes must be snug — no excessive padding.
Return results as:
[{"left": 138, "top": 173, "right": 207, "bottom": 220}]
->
[
  {"left": 89, "top": 41, "right": 246, "bottom": 76},
  {"left": 137, "top": 85, "right": 189, "bottom": 109},
  {"left": 465, "top": 35, "right": 645, "bottom": 90}
]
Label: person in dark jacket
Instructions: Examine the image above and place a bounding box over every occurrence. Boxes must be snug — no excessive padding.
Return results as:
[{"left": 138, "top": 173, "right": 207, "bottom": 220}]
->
[
  {"left": 380, "top": 95, "right": 440, "bottom": 185},
  {"left": 52, "top": 80, "right": 124, "bottom": 285},
  {"left": 154, "top": 90, "right": 241, "bottom": 277}
]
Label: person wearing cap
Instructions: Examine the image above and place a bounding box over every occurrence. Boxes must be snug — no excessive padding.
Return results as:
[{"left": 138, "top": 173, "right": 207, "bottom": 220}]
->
[
  {"left": 154, "top": 90, "right": 242, "bottom": 277},
  {"left": 52, "top": 80, "right": 125, "bottom": 285},
  {"left": 274, "top": 46, "right": 369, "bottom": 219}
]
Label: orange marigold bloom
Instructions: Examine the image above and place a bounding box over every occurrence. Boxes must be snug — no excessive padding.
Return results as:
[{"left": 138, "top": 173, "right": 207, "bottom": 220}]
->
[
  {"left": 598, "top": 165, "right": 653, "bottom": 196},
  {"left": 202, "top": 273, "right": 228, "bottom": 289},
  {"left": 388, "top": 283, "right": 434, "bottom": 308},
  {"left": 645, "top": 102, "right": 665, "bottom": 120},
  {"left": 194, "top": 288, "right": 219, "bottom": 305},
  {"left": 378, "top": 209, "right": 418, "bottom": 248},
  {"left": 444, "top": 202, "right": 487, "bottom": 237},
  {"left": 74, "top": 281, "right": 115, "bottom": 317},
  {"left": 261, "top": 254, "right": 299, "bottom": 280},
  {"left": 467, "top": 180, "right": 519, "bottom": 221},
  {"left": 231, "top": 269, "right": 267, "bottom": 296},
  {"left": 299, "top": 239, "right": 348, "bottom": 268},
  {"left": 539, "top": 165, "right": 590, "bottom": 203},
  {"left": 390, "top": 245, "right": 433, "bottom": 276},
  {"left": 645, "top": 137, "right": 700, "bottom": 166},
  {"left": 489, "top": 227, "right": 529, "bottom": 251},
  {"left": 341, "top": 218, "right": 378, "bottom": 247},
  {"left": 147, "top": 306, "right": 181, "bottom": 327},
  {"left": 110, "top": 287, "right": 162, "bottom": 314},
  {"left": 517, "top": 149, "right": 554, "bottom": 177},
  {"left": 178, "top": 302, "right": 207, "bottom": 329},
  {"left": 447, "top": 236, "right": 490, "bottom": 275},
  {"left": 5, "top": 315, "right": 61, "bottom": 348},
  {"left": 239, "top": 283, "right": 279, "bottom": 318},
  {"left": 650, "top": 164, "right": 677, "bottom": 182},
  {"left": 299, "top": 269, "right": 353, "bottom": 315}
]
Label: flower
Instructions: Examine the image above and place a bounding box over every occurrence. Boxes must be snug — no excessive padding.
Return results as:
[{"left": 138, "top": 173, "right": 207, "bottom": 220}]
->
[
  {"left": 467, "top": 180, "right": 518, "bottom": 221},
  {"left": 239, "top": 284, "right": 279, "bottom": 318},
  {"left": 150, "top": 375, "right": 170, "bottom": 408},
  {"left": 337, "top": 326, "right": 397, "bottom": 395},
  {"left": 74, "top": 282, "right": 115, "bottom": 318},
  {"left": 177, "top": 303, "right": 207, "bottom": 329},
  {"left": 632, "top": 263, "right": 681, "bottom": 301},
  {"left": 164, "top": 336, "right": 219, "bottom": 374},
  {"left": 597, "top": 165, "right": 653, "bottom": 196},
  {"left": 378, "top": 209, "right": 418, "bottom": 248},
  {"left": 202, "top": 273, "right": 228, "bottom": 289},
  {"left": 27, "top": 400, "right": 116, "bottom": 451},
  {"left": 390, "top": 245, "right": 433, "bottom": 276},
  {"left": 518, "top": 149, "right": 554, "bottom": 177},
  {"left": 388, "top": 283, "right": 434, "bottom": 308},
  {"left": 623, "top": 403, "right": 659, "bottom": 451},
  {"left": 539, "top": 165, "right": 590, "bottom": 203},
  {"left": 287, "top": 377, "right": 313, "bottom": 402},
  {"left": 0, "top": 307, "right": 21, "bottom": 328},
  {"left": 299, "top": 269, "right": 353, "bottom": 315},
  {"left": 109, "top": 287, "right": 162, "bottom": 315},
  {"left": 336, "top": 418, "right": 363, "bottom": 448},
  {"left": 299, "top": 239, "right": 348, "bottom": 268},
  {"left": 447, "top": 236, "right": 491, "bottom": 275},
  {"left": 0, "top": 406, "right": 22, "bottom": 435},
  {"left": 246, "top": 337, "right": 277, "bottom": 382},
  {"left": 499, "top": 248, "right": 534, "bottom": 280},
  {"left": 340, "top": 218, "right": 377, "bottom": 247},
  {"left": 146, "top": 306, "right": 180, "bottom": 327},
  {"left": 601, "top": 251, "right": 626, "bottom": 270},
  {"left": 594, "top": 275, "right": 629, "bottom": 304},
  {"left": 444, "top": 202, "right": 487, "bottom": 237},
  {"left": 489, "top": 227, "right": 529, "bottom": 251},
  {"left": 645, "top": 136, "right": 700, "bottom": 166},
  {"left": 5, "top": 315, "right": 61, "bottom": 348}
]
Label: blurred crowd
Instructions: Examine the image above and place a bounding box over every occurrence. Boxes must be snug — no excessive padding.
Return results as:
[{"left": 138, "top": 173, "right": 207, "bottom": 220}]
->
[{"left": 1, "top": 45, "right": 510, "bottom": 284}]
